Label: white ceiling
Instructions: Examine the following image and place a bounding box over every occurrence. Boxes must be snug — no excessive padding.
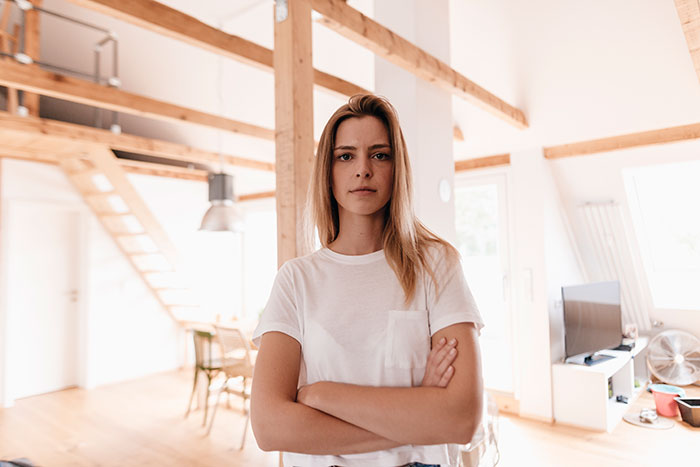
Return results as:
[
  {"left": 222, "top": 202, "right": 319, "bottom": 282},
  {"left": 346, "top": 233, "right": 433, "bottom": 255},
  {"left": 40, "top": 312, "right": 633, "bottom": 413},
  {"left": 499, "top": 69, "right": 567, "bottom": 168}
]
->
[
  {"left": 449, "top": 0, "right": 700, "bottom": 158},
  {"left": 32, "top": 0, "right": 700, "bottom": 193}
]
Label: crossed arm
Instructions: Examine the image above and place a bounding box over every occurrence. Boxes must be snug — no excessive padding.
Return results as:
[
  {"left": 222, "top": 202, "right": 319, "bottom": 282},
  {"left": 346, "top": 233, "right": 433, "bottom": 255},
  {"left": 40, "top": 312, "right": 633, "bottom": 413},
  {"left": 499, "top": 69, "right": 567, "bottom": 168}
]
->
[{"left": 250, "top": 322, "right": 483, "bottom": 454}]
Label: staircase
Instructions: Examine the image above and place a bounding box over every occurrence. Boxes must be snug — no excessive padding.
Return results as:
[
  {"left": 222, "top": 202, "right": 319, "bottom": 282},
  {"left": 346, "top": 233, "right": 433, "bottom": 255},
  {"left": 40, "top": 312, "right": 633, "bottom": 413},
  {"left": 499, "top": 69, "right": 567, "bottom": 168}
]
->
[{"left": 58, "top": 145, "right": 200, "bottom": 323}]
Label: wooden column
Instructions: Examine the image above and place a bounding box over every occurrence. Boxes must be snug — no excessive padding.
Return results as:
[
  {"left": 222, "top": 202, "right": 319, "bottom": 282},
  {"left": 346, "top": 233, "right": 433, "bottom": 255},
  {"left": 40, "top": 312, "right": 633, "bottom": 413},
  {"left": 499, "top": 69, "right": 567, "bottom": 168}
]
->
[
  {"left": 23, "top": 0, "right": 42, "bottom": 116},
  {"left": 0, "top": 2, "right": 18, "bottom": 113},
  {"left": 274, "top": 0, "right": 314, "bottom": 267}
]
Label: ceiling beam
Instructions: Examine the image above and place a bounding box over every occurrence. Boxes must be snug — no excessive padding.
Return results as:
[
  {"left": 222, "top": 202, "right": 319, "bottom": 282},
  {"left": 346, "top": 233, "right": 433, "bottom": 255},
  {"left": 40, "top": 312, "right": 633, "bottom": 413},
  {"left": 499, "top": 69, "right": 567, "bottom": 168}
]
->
[
  {"left": 0, "top": 112, "right": 275, "bottom": 172},
  {"left": 310, "top": 0, "right": 528, "bottom": 129},
  {"left": 238, "top": 190, "right": 275, "bottom": 202},
  {"left": 543, "top": 122, "right": 700, "bottom": 159},
  {"left": 274, "top": 0, "right": 314, "bottom": 265},
  {"left": 23, "top": 0, "right": 42, "bottom": 116},
  {"left": 0, "top": 61, "right": 275, "bottom": 140},
  {"left": 674, "top": 0, "right": 700, "bottom": 83},
  {"left": 118, "top": 158, "right": 207, "bottom": 181},
  {"left": 454, "top": 154, "right": 510, "bottom": 172},
  {"left": 64, "top": 0, "right": 368, "bottom": 100}
]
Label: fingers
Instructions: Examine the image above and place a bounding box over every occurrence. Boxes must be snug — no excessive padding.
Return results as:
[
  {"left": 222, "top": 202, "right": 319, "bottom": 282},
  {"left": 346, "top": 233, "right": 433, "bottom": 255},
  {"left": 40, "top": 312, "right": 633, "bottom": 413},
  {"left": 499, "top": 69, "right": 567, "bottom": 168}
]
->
[
  {"left": 434, "top": 344, "right": 458, "bottom": 380},
  {"left": 438, "top": 365, "right": 454, "bottom": 387},
  {"left": 422, "top": 337, "right": 458, "bottom": 387},
  {"left": 431, "top": 338, "right": 457, "bottom": 370}
]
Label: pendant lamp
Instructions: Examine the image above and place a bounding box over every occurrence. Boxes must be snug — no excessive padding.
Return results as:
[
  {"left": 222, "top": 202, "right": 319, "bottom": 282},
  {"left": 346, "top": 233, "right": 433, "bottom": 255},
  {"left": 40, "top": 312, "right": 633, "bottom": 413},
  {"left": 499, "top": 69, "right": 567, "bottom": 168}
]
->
[{"left": 199, "top": 173, "right": 244, "bottom": 232}]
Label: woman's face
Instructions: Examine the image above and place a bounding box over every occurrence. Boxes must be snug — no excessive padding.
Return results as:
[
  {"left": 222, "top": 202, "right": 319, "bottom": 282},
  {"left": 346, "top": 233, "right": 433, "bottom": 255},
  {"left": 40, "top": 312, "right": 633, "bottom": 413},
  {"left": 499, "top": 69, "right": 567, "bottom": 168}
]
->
[{"left": 331, "top": 115, "right": 394, "bottom": 220}]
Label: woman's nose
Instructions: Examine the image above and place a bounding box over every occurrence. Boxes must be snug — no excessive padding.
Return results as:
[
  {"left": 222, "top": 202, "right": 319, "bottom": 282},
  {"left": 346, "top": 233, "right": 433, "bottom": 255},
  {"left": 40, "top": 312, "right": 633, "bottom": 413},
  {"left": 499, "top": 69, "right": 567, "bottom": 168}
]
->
[{"left": 355, "top": 159, "right": 371, "bottom": 178}]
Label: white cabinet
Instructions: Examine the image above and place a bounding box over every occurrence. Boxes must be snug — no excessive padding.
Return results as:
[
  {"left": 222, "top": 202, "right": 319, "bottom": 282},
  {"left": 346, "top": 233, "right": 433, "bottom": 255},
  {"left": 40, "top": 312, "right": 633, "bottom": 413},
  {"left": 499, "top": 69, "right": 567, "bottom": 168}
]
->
[{"left": 552, "top": 338, "right": 648, "bottom": 432}]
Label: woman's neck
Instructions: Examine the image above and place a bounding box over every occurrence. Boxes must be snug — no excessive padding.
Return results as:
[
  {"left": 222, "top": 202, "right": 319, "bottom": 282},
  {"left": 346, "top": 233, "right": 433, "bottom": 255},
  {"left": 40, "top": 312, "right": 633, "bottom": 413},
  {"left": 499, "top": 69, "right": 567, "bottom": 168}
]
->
[{"left": 328, "top": 210, "right": 385, "bottom": 255}]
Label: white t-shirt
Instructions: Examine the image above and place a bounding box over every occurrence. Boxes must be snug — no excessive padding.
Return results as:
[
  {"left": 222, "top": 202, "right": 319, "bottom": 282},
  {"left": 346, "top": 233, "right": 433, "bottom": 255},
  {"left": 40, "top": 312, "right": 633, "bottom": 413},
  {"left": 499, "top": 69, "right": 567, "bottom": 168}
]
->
[{"left": 253, "top": 246, "right": 483, "bottom": 467}]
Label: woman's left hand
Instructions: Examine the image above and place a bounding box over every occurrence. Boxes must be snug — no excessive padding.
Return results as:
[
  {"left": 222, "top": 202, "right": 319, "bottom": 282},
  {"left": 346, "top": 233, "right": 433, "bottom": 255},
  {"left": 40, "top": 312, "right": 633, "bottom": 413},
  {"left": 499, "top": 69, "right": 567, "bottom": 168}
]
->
[{"left": 421, "top": 337, "right": 458, "bottom": 387}]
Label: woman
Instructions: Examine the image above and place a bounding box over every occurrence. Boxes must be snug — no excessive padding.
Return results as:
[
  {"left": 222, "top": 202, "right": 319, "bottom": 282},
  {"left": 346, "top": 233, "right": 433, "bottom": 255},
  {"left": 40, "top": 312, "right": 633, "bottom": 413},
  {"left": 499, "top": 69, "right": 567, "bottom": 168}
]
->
[{"left": 251, "top": 94, "right": 484, "bottom": 467}]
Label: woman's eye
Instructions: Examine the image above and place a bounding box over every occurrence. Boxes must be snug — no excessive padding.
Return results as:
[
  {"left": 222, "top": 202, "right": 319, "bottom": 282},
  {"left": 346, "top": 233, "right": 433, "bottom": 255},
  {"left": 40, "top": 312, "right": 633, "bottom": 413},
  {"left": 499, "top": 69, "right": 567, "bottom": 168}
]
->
[
  {"left": 338, "top": 154, "right": 351, "bottom": 161},
  {"left": 373, "top": 153, "right": 391, "bottom": 160}
]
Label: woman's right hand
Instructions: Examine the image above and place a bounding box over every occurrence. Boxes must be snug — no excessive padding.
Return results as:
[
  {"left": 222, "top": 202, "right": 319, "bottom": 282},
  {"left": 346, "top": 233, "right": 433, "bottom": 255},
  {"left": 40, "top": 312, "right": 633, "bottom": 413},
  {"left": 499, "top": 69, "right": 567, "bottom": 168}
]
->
[{"left": 421, "top": 337, "right": 458, "bottom": 387}]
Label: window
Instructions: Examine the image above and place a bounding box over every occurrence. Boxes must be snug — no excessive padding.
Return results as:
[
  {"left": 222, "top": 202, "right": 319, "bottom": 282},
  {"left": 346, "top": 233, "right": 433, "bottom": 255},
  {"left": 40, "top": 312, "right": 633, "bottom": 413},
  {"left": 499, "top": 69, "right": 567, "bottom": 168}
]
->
[
  {"left": 454, "top": 173, "right": 515, "bottom": 393},
  {"left": 624, "top": 160, "right": 700, "bottom": 310}
]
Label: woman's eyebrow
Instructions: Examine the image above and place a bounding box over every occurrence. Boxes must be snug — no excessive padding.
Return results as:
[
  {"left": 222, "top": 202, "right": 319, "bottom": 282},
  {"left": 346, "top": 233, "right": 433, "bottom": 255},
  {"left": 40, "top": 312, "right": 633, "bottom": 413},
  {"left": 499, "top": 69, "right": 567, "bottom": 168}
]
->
[{"left": 333, "top": 143, "right": 391, "bottom": 151}]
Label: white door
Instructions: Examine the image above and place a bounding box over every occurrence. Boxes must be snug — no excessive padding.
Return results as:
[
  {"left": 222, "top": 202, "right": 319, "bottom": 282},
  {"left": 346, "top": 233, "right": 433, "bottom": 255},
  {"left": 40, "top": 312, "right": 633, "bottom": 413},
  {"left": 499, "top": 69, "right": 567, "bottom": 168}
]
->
[
  {"left": 454, "top": 173, "right": 515, "bottom": 393},
  {"left": 5, "top": 202, "right": 81, "bottom": 400}
]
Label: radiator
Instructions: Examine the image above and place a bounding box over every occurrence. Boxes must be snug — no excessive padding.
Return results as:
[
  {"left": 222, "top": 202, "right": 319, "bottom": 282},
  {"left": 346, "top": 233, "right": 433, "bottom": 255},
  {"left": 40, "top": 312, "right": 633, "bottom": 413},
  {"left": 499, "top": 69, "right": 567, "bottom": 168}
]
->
[{"left": 578, "top": 202, "right": 653, "bottom": 332}]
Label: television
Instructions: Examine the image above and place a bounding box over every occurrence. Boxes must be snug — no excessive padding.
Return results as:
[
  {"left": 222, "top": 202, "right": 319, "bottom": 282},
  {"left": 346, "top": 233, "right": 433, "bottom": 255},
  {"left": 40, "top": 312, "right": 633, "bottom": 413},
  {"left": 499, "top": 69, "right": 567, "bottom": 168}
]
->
[{"left": 561, "top": 281, "right": 623, "bottom": 365}]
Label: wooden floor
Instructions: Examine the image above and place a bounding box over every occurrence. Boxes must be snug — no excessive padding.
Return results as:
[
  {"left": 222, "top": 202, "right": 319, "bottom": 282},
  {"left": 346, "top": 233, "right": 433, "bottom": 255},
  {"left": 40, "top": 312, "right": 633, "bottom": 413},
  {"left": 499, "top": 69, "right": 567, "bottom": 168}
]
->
[{"left": 0, "top": 370, "right": 697, "bottom": 466}]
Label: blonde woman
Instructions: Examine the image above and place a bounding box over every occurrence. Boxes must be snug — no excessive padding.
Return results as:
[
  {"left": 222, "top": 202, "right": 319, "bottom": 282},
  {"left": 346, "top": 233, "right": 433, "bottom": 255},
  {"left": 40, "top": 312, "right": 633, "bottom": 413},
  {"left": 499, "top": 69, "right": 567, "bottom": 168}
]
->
[{"left": 251, "top": 94, "right": 484, "bottom": 467}]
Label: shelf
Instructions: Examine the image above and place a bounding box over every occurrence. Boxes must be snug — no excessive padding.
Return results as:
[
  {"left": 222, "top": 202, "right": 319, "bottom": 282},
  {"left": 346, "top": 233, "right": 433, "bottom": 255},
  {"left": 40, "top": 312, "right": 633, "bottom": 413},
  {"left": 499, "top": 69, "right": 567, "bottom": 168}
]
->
[{"left": 552, "top": 338, "right": 648, "bottom": 432}]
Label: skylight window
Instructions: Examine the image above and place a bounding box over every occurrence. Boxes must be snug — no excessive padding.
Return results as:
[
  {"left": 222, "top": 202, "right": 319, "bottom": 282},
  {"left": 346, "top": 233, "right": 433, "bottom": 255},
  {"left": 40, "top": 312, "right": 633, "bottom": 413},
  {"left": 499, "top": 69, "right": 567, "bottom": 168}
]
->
[{"left": 624, "top": 160, "right": 700, "bottom": 310}]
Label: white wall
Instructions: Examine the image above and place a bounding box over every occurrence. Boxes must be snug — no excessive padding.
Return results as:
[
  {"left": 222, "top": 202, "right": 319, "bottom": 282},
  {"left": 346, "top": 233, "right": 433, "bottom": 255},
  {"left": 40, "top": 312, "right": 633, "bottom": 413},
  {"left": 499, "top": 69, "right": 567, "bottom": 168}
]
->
[
  {"left": 374, "top": 0, "right": 456, "bottom": 242},
  {"left": 550, "top": 139, "right": 700, "bottom": 340},
  {"left": 509, "top": 148, "right": 584, "bottom": 420},
  {"left": 0, "top": 159, "right": 186, "bottom": 403},
  {"left": 0, "top": 158, "right": 281, "bottom": 402}
]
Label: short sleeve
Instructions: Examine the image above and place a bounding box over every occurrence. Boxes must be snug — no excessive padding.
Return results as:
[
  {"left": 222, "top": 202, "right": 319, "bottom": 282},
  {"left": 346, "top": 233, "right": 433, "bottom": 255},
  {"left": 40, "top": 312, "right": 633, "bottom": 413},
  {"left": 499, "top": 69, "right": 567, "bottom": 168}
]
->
[
  {"left": 252, "top": 262, "right": 303, "bottom": 347},
  {"left": 426, "top": 247, "right": 484, "bottom": 336}
]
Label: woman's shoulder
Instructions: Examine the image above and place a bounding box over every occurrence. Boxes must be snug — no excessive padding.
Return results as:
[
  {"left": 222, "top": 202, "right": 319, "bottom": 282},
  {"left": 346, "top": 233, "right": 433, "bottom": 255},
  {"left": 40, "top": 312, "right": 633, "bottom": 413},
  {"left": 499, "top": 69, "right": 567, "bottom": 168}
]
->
[
  {"left": 278, "top": 248, "right": 327, "bottom": 274},
  {"left": 421, "top": 239, "right": 460, "bottom": 269}
]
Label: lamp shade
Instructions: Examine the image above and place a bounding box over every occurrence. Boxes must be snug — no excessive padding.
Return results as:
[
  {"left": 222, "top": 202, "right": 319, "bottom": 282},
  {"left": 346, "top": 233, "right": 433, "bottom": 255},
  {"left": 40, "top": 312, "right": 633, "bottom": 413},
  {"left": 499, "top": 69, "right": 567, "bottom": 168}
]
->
[{"left": 199, "top": 173, "right": 244, "bottom": 232}]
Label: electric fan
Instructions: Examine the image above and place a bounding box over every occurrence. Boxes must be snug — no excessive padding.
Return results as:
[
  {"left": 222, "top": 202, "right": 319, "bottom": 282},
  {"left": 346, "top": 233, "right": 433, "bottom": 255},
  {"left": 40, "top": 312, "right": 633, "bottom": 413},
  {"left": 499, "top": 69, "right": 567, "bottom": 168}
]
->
[{"left": 646, "top": 330, "right": 700, "bottom": 386}]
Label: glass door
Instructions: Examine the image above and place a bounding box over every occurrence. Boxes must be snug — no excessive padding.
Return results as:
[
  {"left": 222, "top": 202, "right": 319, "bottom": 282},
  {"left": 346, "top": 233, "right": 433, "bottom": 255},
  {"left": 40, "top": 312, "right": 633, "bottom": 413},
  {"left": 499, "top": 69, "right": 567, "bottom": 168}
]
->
[{"left": 454, "top": 173, "right": 514, "bottom": 393}]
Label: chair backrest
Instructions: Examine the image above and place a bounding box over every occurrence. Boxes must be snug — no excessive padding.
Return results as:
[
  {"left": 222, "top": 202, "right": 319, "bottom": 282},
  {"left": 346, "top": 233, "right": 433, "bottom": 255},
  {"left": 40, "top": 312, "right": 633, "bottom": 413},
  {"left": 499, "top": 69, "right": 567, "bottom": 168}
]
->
[
  {"left": 192, "top": 329, "right": 217, "bottom": 369},
  {"left": 213, "top": 325, "right": 253, "bottom": 371}
]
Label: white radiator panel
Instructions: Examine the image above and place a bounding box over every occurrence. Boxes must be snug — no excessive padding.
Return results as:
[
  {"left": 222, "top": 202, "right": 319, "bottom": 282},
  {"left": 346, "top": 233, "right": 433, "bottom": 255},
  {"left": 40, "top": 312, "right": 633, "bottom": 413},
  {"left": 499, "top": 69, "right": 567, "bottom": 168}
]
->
[{"left": 579, "top": 202, "right": 653, "bottom": 332}]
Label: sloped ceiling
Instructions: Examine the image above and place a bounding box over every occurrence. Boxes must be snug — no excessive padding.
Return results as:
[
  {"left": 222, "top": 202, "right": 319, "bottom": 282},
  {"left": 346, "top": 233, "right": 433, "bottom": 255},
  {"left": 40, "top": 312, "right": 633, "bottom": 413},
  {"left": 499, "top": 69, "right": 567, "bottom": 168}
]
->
[{"left": 450, "top": 0, "right": 700, "bottom": 158}]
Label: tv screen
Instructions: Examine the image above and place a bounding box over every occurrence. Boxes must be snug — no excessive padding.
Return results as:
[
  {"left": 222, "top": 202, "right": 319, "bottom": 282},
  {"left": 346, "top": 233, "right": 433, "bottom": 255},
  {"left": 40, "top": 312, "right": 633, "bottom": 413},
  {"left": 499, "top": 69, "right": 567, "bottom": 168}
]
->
[{"left": 562, "top": 281, "right": 623, "bottom": 361}]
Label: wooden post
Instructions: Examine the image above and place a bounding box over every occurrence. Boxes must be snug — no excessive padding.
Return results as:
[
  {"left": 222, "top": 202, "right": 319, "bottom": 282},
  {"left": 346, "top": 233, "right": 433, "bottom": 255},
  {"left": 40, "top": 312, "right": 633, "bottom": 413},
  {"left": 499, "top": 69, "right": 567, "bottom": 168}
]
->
[
  {"left": 274, "top": 0, "right": 314, "bottom": 267},
  {"left": 23, "top": 0, "right": 42, "bottom": 116},
  {"left": 0, "top": 3, "right": 18, "bottom": 114}
]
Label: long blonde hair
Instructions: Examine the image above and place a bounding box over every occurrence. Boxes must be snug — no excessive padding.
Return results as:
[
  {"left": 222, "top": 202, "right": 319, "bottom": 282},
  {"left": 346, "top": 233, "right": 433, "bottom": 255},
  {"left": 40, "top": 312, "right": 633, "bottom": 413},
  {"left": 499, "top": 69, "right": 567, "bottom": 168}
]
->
[{"left": 308, "top": 94, "right": 458, "bottom": 303}]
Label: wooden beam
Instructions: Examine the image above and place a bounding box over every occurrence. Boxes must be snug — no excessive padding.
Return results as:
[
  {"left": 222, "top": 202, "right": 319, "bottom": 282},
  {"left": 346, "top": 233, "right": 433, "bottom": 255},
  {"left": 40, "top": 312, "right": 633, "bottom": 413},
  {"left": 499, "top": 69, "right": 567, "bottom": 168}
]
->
[
  {"left": 454, "top": 153, "right": 510, "bottom": 172},
  {"left": 674, "top": 0, "right": 700, "bottom": 83},
  {"left": 543, "top": 122, "right": 700, "bottom": 159},
  {"left": 23, "top": 0, "right": 42, "bottom": 116},
  {"left": 453, "top": 125, "right": 464, "bottom": 142},
  {"left": 1, "top": 3, "right": 19, "bottom": 114},
  {"left": 0, "top": 61, "right": 275, "bottom": 140},
  {"left": 65, "top": 0, "right": 369, "bottom": 100},
  {"left": 0, "top": 112, "right": 275, "bottom": 172},
  {"left": 274, "top": 0, "right": 314, "bottom": 265},
  {"left": 0, "top": 148, "right": 206, "bottom": 183},
  {"left": 118, "top": 158, "right": 207, "bottom": 181},
  {"left": 310, "top": 0, "right": 528, "bottom": 129},
  {"left": 238, "top": 190, "right": 275, "bottom": 202},
  {"left": 0, "top": 148, "right": 57, "bottom": 164}
]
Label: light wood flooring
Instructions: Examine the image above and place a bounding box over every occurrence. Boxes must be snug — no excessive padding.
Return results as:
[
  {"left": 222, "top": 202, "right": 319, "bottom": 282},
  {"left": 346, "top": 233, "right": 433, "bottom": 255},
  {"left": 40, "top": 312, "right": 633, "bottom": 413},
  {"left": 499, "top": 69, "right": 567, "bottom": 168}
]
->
[{"left": 0, "top": 370, "right": 697, "bottom": 466}]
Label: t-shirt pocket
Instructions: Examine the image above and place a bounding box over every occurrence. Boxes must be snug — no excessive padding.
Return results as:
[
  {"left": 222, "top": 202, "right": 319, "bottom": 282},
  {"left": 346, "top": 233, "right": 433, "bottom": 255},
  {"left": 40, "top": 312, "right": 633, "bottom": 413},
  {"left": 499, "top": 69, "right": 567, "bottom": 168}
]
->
[{"left": 384, "top": 309, "right": 430, "bottom": 370}]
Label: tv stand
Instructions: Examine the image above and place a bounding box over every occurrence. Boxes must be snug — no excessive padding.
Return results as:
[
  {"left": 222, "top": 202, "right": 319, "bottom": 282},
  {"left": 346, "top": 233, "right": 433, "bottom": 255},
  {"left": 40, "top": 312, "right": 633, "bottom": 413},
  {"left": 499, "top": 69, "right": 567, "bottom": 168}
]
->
[{"left": 553, "top": 337, "right": 648, "bottom": 431}]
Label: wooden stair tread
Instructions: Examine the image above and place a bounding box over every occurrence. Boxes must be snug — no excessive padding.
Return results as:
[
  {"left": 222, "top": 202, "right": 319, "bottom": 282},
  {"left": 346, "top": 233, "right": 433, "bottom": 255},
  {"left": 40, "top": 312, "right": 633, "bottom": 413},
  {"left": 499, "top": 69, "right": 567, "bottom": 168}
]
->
[
  {"left": 85, "top": 190, "right": 117, "bottom": 198},
  {"left": 97, "top": 212, "right": 133, "bottom": 217},
  {"left": 67, "top": 168, "right": 101, "bottom": 177},
  {"left": 58, "top": 146, "right": 196, "bottom": 326},
  {"left": 115, "top": 232, "right": 147, "bottom": 238}
]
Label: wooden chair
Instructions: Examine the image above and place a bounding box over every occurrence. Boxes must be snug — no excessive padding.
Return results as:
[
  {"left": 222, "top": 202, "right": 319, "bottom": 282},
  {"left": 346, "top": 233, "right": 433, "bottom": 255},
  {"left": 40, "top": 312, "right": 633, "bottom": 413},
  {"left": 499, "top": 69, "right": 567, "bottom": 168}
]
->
[
  {"left": 205, "top": 324, "right": 256, "bottom": 449},
  {"left": 184, "top": 329, "right": 222, "bottom": 426}
]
